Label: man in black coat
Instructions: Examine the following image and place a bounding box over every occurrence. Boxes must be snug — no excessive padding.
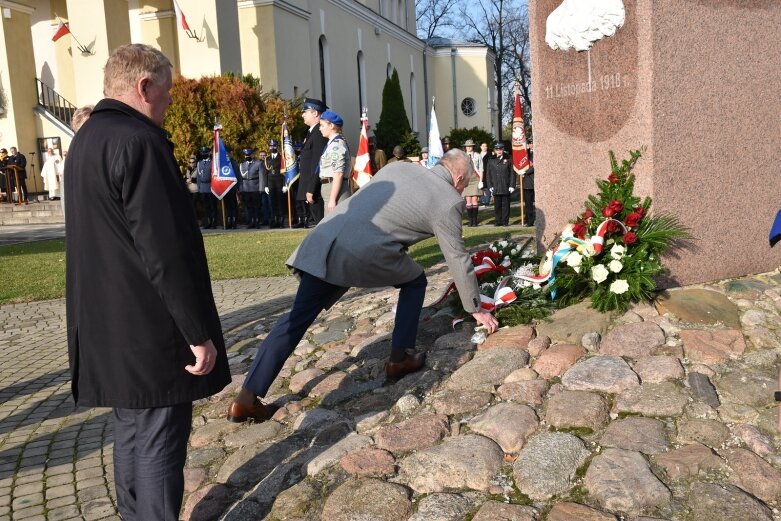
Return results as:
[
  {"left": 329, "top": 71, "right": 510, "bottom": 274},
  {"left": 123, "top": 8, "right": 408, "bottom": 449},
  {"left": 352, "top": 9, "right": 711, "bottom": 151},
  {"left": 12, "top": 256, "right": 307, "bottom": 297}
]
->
[
  {"left": 522, "top": 148, "right": 535, "bottom": 226},
  {"left": 298, "top": 98, "right": 328, "bottom": 225},
  {"left": 64, "top": 44, "right": 230, "bottom": 521},
  {"left": 265, "top": 140, "right": 286, "bottom": 228},
  {"left": 485, "top": 143, "right": 515, "bottom": 226},
  {"left": 7, "top": 147, "right": 28, "bottom": 203}
]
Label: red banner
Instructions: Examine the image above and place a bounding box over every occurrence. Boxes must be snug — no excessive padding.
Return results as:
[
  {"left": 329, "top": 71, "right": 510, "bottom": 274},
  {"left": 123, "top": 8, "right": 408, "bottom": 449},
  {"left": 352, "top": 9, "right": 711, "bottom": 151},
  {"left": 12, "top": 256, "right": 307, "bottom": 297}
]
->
[{"left": 511, "top": 84, "right": 530, "bottom": 174}]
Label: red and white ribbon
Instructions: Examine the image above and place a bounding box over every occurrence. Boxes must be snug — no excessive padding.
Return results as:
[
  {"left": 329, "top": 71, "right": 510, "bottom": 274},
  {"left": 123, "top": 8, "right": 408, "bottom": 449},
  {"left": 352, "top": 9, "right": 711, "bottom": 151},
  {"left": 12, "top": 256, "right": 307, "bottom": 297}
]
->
[{"left": 591, "top": 219, "right": 627, "bottom": 253}]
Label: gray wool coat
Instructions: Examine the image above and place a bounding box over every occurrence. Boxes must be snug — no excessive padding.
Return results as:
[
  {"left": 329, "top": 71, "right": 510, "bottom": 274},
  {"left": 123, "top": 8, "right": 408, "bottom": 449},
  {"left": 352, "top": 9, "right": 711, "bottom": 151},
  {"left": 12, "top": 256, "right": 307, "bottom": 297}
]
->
[{"left": 287, "top": 162, "right": 481, "bottom": 313}]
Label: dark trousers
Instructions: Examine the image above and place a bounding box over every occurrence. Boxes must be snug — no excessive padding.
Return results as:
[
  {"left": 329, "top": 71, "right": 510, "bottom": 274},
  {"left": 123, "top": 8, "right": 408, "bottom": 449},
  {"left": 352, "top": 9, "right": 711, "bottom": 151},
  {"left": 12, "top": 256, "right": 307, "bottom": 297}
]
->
[
  {"left": 494, "top": 194, "right": 510, "bottom": 225},
  {"left": 310, "top": 180, "right": 325, "bottom": 223},
  {"left": 243, "top": 271, "right": 427, "bottom": 397},
  {"left": 113, "top": 403, "right": 192, "bottom": 521},
  {"left": 242, "top": 192, "right": 260, "bottom": 223},
  {"left": 523, "top": 188, "right": 535, "bottom": 225},
  {"left": 197, "top": 192, "right": 217, "bottom": 225},
  {"left": 259, "top": 192, "right": 272, "bottom": 223}
]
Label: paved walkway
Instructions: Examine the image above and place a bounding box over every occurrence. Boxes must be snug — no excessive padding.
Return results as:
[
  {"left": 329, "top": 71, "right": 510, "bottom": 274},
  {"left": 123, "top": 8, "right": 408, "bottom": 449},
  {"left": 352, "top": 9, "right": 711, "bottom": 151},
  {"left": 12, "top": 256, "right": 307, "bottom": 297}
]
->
[{"left": 0, "top": 277, "right": 299, "bottom": 521}]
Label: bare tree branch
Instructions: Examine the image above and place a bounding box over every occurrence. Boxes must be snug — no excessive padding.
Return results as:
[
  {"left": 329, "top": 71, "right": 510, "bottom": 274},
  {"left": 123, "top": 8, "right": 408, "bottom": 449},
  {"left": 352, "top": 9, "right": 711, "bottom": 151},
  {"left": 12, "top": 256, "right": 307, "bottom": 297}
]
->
[{"left": 416, "top": 0, "right": 460, "bottom": 39}]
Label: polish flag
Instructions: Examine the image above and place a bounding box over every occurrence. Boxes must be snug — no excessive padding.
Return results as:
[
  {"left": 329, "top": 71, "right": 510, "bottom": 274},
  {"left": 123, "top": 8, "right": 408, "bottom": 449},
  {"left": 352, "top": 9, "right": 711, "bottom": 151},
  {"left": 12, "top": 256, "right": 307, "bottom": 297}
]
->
[
  {"left": 52, "top": 21, "right": 71, "bottom": 42},
  {"left": 352, "top": 114, "right": 373, "bottom": 188},
  {"left": 172, "top": 0, "right": 191, "bottom": 32}
]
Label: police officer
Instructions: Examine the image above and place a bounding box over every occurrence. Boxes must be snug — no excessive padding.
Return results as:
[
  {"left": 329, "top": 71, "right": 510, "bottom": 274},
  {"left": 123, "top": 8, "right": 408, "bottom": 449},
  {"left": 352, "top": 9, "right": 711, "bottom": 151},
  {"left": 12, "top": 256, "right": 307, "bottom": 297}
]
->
[
  {"left": 257, "top": 150, "right": 271, "bottom": 226},
  {"left": 485, "top": 143, "right": 515, "bottom": 226},
  {"left": 239, "top": 148, "right": 262, "bottom": 228},
  {"left": 196, "top": 146, "right": 217, "bottom": 228},
  {"left": 222, "top": 154, "right": 240, "bottom": 229},
  {"left": 264, "top": 140, "right": 286, "bottom": 228}
]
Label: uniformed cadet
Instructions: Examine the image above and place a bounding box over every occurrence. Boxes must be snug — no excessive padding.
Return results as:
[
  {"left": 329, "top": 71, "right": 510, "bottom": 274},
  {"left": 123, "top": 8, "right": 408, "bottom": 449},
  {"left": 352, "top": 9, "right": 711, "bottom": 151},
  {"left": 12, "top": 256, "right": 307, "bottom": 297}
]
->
[
  {"left": 264, "top": 140, "right": 285, "bottom": 228},
  {"left": 463, "top": 139, "right": 484, "bottom": 227},
  {"left": 239, "top": 148, "right": 262, "bottom": 228},
  {"left": 485, "top": 143, "right": 515, "bottom": 226},
  {"left": 196, "top": 146, "right": 217, "bottom": 228},
  {"left": 318, "top": 110, "right": 351, "bottom": 214}
]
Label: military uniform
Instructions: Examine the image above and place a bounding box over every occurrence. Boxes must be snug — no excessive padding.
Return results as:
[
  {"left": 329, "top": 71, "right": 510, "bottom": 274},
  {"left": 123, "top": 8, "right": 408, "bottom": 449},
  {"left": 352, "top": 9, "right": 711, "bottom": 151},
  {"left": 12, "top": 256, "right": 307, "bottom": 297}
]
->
[
  {"left": 222, "top": 158, "right": 240, "bottom": 229},
  {"left": 319, "top": 134, "right": 351, "bottom": 209},
  {"left": 264, "top": 145, "right": 286, "bottom": 228},
  {"left": 239, "top": 150, "right": 263, "bottom": 228},
  {"left": 486, "top": 149, "right": 515, "bottom": 226},
  {"left": 195, "top": 150, "right": 217, "bottom": 228}
]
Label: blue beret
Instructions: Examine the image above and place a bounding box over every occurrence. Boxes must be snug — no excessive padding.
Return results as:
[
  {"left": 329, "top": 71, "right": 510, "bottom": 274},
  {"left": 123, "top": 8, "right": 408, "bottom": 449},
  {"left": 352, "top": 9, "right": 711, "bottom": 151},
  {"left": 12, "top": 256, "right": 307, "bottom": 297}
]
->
[{"left": 320, "top": 110, "right": 343, "bottom": 127}]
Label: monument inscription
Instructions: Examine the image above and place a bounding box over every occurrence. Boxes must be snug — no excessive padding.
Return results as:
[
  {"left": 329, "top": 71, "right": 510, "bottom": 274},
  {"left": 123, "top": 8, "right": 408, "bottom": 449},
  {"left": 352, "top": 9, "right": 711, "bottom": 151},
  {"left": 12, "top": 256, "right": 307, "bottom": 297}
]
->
[{"left": 535, "top": 0, "right": 638, "bottom": 142}]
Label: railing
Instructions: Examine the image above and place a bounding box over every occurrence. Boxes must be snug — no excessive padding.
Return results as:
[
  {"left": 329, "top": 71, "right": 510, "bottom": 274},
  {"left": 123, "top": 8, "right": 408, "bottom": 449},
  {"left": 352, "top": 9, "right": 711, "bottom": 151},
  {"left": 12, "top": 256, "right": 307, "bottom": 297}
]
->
[{"left": 36, "top": 78, "right": 77, "bottom": 129}]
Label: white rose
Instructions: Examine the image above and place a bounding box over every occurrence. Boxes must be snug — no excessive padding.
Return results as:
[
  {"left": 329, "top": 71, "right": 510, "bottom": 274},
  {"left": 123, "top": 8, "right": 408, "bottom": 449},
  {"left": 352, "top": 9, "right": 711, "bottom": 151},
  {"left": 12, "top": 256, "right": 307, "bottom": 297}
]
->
[
  {"left": 591, "top": 264, "right": 609, "bottom": 284},
  {"left": 610, "top": 244, "right": 625, "bottom": 260},
  {"left": 490, "top": 245, "right": 497, "bottom": 252},
  {"left": 610, "top": 279, "right": 629, "bottom": 294},
  {"left": 539, "top": 251, "right": 553, "bottom": 276},
  {"left": 511, "top": 248, "right": 518, "bottom": 255},
  {"left": 573, "top": 266, "right": 581, "bottom": 273},
  {"left": 565, "top": 251, "right": 583, "bottom": 268},
  {"left": 532, "top": 283, "right": 541, "bottom": 290},
  {"left": 608, "top": 259, "right": 623, "bottom": 273},
  {"left": 499, "top": 240, "right": 508, "bottom": 248}
]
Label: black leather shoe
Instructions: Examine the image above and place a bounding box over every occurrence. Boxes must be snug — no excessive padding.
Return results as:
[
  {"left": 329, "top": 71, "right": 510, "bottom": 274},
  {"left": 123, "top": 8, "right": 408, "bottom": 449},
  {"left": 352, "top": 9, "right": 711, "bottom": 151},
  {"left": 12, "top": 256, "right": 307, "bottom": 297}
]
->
[
  {"left": 227, "top": 399, "right": 279, "bottom": 423},
  {"left": 385, "top": 352, "right": 426, "bottom": 379}
]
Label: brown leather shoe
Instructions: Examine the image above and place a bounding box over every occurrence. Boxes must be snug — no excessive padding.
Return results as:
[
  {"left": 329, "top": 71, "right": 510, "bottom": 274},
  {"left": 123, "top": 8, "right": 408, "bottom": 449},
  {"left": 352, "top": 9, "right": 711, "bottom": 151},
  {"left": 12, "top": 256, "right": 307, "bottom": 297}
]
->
[
  {"left": 385, "top": 351, "right": 426, "bottom": 379},
  {"left": 227, "top": 398, "right": 278, "bottom": 423}
]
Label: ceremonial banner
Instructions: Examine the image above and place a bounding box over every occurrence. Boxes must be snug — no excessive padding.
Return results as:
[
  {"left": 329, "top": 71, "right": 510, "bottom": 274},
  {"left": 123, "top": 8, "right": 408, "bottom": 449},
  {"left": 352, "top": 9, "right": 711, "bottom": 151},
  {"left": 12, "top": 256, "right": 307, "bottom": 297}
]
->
[
  {"left": 771, "top": 209, "right": 781, "bottom": 247},
  {"left": 511, "top": 83, "right": 531, "bottom": 174},
  {"left": 427, "top": 102, "right": 444, "bottom": 168},
  {"left": 352, "top": 113, "right": 373, "bottom": 188},
  {"left": 281, "top": 121, "right": 299, "bottom": 188},
  {"left": 210, "top": 124, "right": 237, "bottom": 200}
]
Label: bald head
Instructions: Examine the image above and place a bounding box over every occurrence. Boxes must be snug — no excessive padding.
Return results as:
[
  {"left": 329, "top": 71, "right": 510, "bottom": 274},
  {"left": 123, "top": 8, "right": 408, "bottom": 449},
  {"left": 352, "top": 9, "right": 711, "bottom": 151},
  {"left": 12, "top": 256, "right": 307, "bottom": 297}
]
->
[{"left": 437, "top": 149, "right": 472, "bottom": 193}]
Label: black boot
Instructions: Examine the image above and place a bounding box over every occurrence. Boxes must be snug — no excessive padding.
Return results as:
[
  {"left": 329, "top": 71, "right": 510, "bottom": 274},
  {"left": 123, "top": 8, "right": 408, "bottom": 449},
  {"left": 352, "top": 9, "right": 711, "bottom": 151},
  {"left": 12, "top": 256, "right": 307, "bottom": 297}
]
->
[{"left": 472, "top": 207, "right": 480, "bottom": 226}]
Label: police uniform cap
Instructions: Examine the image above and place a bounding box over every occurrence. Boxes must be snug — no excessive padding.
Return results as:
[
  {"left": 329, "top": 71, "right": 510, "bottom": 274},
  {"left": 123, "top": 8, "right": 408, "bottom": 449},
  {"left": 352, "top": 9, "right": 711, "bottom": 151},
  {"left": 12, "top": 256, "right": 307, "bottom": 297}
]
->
[
  {"left": 242, "top": 148, "right": 254, "bottom": 156},
  {"left": 320, "top": 110, "right": 343, "bottom": 127},
  {"left": 199, "top": 146, "right": 210, "bottom": 154},
  {"left": 494, "top": 143, "right": 505, "bottom": 149},
  {"left": 302, "top": 98, "right": 328, "bottom": 113},
  {"left": 269, "top": 140, "right": 279, "bottom": 147}
]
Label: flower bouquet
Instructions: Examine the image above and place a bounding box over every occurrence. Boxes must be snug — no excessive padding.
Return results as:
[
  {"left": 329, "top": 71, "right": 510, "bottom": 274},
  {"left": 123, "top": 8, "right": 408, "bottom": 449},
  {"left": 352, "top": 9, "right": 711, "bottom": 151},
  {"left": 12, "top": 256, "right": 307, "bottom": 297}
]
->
[{"left": 516, "top": 148, "right": 691, "bottom": 312}]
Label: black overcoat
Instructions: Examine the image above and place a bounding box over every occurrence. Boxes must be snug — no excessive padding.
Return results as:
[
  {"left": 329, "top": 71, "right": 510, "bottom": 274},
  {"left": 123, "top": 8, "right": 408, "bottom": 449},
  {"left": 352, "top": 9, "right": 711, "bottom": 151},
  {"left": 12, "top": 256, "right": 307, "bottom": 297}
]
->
[
  {"left": 297, "top": 125, "right": 327, "bottom": 201},
  {"left": 64, "top": 99, "right": 230, "bottom": 409},
  {"left": 486, "top": 155, "right": 515, "bottom": 195}
]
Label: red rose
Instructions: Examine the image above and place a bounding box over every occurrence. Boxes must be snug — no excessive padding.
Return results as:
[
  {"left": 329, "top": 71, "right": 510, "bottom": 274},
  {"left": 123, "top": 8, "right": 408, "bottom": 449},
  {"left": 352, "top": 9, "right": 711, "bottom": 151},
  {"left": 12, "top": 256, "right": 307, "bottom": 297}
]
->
[
  {"left": 608, "top": 200, "right": 624, "bottom": 212},
  {"left": 634, "top": 207, "right": 646, "bottom": 218},
  {"left": 624, "top": 212, "right": 642, "bottom": 227},
  {"left": 623, "top": 231, "right": 638, "bottom": 245},
  {"left": 606, "top": 220, "right": 621, "bottom": 234},
  {"left": 583, "top": 209, "right": 595, "bottom": 220},
  {"left": 608, "top": 173, "right": 619, "bottom": 183},
  {"left": 602, "top": 207, "right": 615, "bottom": 217},
  {"left": 572, "top": 222, "right": 587, "bottom": 239}
]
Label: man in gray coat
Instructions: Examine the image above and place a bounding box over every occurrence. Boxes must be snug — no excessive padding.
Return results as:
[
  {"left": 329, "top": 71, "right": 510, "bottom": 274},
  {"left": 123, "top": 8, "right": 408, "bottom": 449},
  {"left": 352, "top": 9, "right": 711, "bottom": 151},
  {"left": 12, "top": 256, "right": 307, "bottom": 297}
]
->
[{"left": 228, "top": 149, "right": 498, "bottom": 422}]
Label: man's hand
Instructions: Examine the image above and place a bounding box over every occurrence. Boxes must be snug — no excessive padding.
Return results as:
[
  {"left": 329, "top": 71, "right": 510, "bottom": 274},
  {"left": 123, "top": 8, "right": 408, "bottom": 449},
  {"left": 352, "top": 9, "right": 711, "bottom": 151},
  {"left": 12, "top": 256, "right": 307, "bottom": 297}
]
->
[
  {"left": 472, "top": 311, "right": 498, "bottom": 334},
  {"left": 186, "top": 339, "right": 217, "bottom": 375},
  {"left": 264, "top": 187, "right": 270, "bottom": 194},
  {"left": 508, "top": 187, "right": 515, "bottom": 193},
  {"left": 306, "top": 192, "right": 314, "bottom": 204}
]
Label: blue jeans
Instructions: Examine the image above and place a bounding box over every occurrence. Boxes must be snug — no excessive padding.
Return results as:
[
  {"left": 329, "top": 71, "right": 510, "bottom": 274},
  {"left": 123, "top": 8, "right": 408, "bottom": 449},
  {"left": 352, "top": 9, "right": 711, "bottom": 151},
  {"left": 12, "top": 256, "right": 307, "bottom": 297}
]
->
[{"left": 243, "top": 271, "right": 427, "bottom": 397}]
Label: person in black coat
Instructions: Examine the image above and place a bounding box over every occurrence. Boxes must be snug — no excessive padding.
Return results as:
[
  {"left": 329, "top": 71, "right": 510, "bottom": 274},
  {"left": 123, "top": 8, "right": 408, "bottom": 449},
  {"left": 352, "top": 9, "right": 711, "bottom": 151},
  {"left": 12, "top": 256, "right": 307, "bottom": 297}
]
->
[
  {"left": 196, "top": 146, "right": 217, "bottom": 228},
  {"left": 298, "top": 98, "right": 329, "bottom": 225},
  {"left": 64, "top": 44, "right": 230, "bottom": 521},
  {"left": 7, "top": 147, "right": 28, "bottom": 203},
  {"left": 485, "top": 143, "right": 515, "bottom": 226}
]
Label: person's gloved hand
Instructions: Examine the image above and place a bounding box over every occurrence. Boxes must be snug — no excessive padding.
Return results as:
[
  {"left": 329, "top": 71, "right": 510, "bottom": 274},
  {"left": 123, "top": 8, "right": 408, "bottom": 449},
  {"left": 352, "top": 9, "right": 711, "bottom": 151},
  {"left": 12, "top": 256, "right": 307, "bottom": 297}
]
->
[
  {"left": 264, "top": 187, "right": 270, "bottom": 194},
  {"left": 508, "top": 187, "right": 515, "bottom": 194},
  {"left": 282, "top": 186, "right": 288, "bottom": 193}
]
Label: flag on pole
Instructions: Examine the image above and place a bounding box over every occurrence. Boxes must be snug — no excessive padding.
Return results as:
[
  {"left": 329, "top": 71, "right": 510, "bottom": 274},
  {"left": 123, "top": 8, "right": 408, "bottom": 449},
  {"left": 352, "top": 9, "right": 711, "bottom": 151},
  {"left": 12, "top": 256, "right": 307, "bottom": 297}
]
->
[
  {"left": 427, "top": 100, "right": 444, "bottom": 168},
  {"left": 281, "top": 121, "right": 299, "bottom": 188},
  {"left": 511, "top": 82, "right": 531, "bottom": 174},
  {"left": 172, "top": 0, "right": 191, "bottom": 32},
  {"left": 352, "top": 111, "right": 373, "bottom": 188},
  {"left": 210, "top": 124, "right": 237, "bottom": 200},
  {"left": 52, "top": 20, "right": 71, "bottom": 42},
  {"left": 770, "top": 209, "right": 781, "bottom": 247}
]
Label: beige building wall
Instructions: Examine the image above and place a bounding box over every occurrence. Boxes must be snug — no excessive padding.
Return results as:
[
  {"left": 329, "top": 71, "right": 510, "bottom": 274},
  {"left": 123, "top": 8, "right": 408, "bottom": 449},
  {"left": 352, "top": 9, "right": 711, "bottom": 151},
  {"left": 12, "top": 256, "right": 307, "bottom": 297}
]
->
[
  {"left": 0, "top": 2, "right": 39, "bottom": 165},
  {"left": 137, "top": 2, "right": 180, "bottom": 74},
  {"left": 177, "top": 1, "right": 241, "bottom": 78}
]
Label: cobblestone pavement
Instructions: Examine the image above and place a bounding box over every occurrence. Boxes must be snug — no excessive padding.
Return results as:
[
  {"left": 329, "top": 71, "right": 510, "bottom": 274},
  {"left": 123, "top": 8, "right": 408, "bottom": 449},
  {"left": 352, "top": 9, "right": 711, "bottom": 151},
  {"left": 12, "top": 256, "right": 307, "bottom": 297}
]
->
[{"left": 0, "top": 277, "right": 299, "bottom": 521}]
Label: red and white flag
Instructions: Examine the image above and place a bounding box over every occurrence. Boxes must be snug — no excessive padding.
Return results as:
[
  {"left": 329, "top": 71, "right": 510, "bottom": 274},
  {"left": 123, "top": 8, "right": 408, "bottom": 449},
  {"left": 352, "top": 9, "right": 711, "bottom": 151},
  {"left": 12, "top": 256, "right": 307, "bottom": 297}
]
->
[
  {"left": 172, "top": 0, "right": 191, "bottom": 31},
  {"left": 52, "top": 20, "right": 71, "bottom": 42},
  {"left": 352, "top": 112, "right": 373, "bottom": 188},
  {"left": 511, "top": 81, "right": 530, "bottom": 174}
]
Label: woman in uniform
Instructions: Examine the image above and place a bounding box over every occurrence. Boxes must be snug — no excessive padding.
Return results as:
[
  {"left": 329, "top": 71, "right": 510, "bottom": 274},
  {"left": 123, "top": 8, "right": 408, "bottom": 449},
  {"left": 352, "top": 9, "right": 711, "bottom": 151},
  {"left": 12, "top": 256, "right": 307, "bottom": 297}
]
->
[
  {"left": 318, "top": 110, "right": 351, "bottom": 214},
  {"left": 463, "top": 139, "right": 483, "bottom": 226}
]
